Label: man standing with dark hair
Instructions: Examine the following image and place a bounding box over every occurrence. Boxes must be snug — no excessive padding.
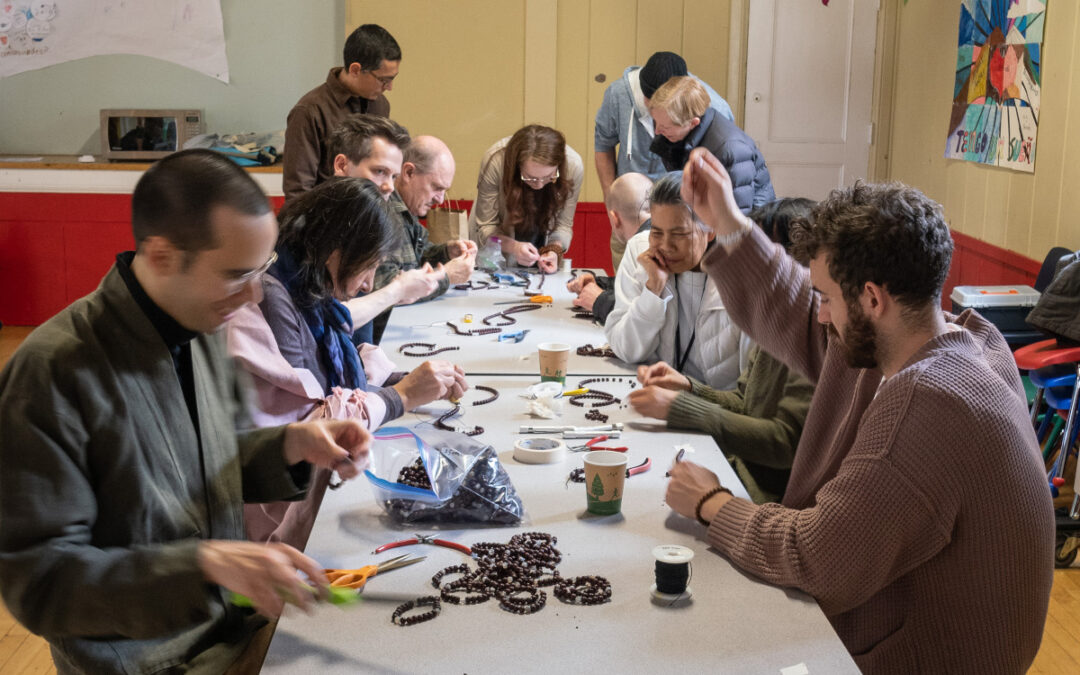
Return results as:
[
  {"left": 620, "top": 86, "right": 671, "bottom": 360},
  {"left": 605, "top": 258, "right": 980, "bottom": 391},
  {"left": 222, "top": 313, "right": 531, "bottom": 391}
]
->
[
  {"left": 666, "top": 148, "right": 1054, "bottom": 672},
  {"left": 0, "top": 149, "right": 370, "bottom": 673},
  {"left": 283, "top": 23, "right": 402, "bottom": 200}
]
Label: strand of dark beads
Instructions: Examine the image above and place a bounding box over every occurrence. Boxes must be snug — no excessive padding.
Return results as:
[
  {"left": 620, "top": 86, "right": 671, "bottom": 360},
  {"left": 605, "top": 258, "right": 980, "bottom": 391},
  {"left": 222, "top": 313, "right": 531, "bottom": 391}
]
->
[
  {"left": 447, "top": 321, "right": 501, "bottom": 336},
  {"left": 391, "top": 596, "right": 442, "bottom": 626},
  {"left": 433, "top": 404, "right": 484, "bottom": 436},
  {"left": 497, "top": 585, "right": 547, "bottom": 615},
  {"left": 398, "top": 342, "right": 461, "bottom": 357},
  {"left": 471, "top": 385, "right": 499, "bottom": 406}
]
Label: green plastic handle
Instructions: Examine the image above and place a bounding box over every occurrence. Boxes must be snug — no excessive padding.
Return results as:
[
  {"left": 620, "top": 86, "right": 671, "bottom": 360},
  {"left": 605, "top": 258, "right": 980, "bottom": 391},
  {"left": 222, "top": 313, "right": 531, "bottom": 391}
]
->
[{"left": 228, "top": 585, "right": 360, "bottom": 608}]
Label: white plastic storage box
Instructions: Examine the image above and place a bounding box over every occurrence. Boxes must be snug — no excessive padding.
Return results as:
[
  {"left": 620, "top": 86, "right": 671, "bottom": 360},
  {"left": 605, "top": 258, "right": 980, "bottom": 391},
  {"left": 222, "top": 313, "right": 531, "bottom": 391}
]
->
[{"left": 949, "top": 285, "right": 1040, "bottom": 331}]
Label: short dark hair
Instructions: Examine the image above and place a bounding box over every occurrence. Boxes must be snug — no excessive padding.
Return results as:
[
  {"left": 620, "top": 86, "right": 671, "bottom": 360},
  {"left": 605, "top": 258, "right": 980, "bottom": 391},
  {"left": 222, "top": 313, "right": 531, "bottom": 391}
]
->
[
  {"left": 131, "top": 148, "right": 270, "bottom": 252},
  {"left": 649, "top": 171, "right": 707, "bottom": 233},
  {"left": 791, "top": 182, "right": 953, "bottom": 313},
  {"left": 343, "top": 24, "right": 401, "bottom": 70},
  {"left": 327, "top": 114, "right": 410, "bottom": 165},
  {"left": 750, "top": 197, "right": 816, "bottom": 254},
  {"left": 275, "top": 177, "right": 400, "bottom": 307}
]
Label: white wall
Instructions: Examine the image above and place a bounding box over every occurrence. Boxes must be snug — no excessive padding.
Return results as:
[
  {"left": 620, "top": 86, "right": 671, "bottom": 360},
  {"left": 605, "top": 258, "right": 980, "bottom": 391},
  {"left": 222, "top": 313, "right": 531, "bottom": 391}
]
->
[{"left": 0, "top": 0, "right": 345, "bottom": 155}]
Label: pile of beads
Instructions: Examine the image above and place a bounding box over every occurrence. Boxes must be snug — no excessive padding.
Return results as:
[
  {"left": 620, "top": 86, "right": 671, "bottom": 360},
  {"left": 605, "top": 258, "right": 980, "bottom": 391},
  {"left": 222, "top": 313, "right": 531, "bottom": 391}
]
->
[
  {"left": 577, "top": 343, "right": 617, "bottom": 358},
  {"left": 585, "top": 409, "right": 609, "bottom": 423},
  {"left": 397, "top": 458, "right": 432, "bottom": 489},
  {"left": 391, "top": 596, "right": 442, "bottom": 626},
  {"left": 418, "top": 531, "right": 609, "bottom": 622},
  {"left": 398, "top": 342, "right": 461, "bottom": 357}
]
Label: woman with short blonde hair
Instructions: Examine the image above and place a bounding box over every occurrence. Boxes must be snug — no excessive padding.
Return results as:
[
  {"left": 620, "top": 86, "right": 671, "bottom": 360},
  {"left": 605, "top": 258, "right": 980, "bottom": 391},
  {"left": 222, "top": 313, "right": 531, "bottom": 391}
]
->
[{"left": 648, "top": 76, "right": 775, "bottom": 215}]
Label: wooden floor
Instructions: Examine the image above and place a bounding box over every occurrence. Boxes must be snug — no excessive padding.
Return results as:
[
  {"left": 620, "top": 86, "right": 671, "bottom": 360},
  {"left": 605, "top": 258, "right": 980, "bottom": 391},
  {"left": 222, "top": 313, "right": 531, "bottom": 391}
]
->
[{"left": 0, "top": 322, "right": 1078, "bottom": 672}]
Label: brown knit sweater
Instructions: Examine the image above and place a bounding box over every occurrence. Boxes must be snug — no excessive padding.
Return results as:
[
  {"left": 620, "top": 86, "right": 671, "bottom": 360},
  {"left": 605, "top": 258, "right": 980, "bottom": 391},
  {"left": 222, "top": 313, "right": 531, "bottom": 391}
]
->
[{"left": 700, "top": 227, "right": 1054, "bottom": 673}]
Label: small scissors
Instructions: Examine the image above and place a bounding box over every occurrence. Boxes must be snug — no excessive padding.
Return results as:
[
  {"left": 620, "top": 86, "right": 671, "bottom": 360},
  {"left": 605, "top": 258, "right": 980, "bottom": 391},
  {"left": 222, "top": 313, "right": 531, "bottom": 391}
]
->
[
  {"left": 569, "top": 434, "right": 628, "bottom": 453},
  {"left": 323, "top": 553, "right": 426, "bottom": 590}
]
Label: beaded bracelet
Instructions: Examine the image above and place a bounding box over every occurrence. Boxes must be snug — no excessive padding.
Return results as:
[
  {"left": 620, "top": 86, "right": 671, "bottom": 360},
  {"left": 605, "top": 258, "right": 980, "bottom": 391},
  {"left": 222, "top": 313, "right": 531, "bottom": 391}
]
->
[
  {"left": 398, "top": 342, "right": 461, "bottom": 357},
  {"left": 553, "top": 575, "right": 612, "bottom": 605},
  {"left": 391, "top": 596, "right": 442, "bottom": 626},
  {"left": 497, "top": 586, "right": 547, "bottom": 615},
  {"left": 695, "top": 486, "right": 733, "bottom": 526}
]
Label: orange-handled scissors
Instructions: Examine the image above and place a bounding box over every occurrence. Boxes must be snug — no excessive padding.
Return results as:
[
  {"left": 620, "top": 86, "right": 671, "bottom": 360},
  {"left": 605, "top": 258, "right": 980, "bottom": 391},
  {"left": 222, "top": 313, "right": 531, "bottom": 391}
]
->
[
  {"left": 493, "top": 295, "right": 553, "bottom": 305},
  {"left": 324, "top": 553, "right": 425, "bottom": 590}
]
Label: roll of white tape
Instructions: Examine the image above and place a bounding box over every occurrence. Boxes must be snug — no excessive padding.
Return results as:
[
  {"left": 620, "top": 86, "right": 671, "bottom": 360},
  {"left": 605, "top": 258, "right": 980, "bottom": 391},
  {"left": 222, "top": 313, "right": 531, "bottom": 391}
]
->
[{"left": 513, "top": 437, "right": 567, "bottom": 464}]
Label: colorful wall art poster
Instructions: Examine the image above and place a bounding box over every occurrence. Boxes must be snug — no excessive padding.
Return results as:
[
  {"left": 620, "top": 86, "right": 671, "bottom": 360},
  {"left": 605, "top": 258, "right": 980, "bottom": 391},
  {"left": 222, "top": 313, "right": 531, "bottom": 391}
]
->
[
  {"left": 0, "top": 1, "right": 228, "bottom": 82},
  {"left": 946, "top": 0, "right": 1045, "bottom": 172}
]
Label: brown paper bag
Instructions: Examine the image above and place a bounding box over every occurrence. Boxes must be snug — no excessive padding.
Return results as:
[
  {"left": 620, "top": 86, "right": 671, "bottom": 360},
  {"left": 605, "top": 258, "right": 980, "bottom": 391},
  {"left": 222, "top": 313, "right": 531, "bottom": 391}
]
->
[{"left": 426, "top": 206, "right": 469, "bottom": 245}]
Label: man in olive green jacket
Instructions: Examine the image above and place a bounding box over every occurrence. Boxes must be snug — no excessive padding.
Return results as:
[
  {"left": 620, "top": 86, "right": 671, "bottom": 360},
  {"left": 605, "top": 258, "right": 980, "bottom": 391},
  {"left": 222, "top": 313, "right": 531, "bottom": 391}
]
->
[{"left": 0, "top": 150, "right": 369, "bottom": 674}]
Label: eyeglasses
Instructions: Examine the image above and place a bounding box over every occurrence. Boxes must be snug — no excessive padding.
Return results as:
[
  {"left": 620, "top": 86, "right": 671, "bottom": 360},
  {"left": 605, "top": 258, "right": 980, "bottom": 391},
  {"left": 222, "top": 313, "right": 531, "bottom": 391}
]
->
[
  {"left": 363, "top": 69, "right": 396, "bottom": 87},
  {"left": 224, "top": 251, "right": 277, "bottom": 293},
  {"left": 520, "top": 169, "right": 559, "bottom": 187}
]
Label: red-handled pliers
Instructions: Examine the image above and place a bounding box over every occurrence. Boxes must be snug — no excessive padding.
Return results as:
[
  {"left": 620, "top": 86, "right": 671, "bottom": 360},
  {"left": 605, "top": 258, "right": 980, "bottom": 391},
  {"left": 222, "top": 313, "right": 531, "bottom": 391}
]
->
[
  {"left": 627, "top": 457, "right": 651, "bottom": 477},
  {"left": 570, "top": 435, "right": 628, "bottom": 452},
  {"left": 373, "top": 533, "right": 473, "bottom": 556}
]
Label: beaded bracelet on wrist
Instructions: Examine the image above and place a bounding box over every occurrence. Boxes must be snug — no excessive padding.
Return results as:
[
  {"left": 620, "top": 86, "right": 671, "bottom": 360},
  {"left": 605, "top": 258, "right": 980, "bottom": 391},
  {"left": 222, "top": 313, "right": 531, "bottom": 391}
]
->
[{"left": 694, "top": 485, "right": 733, "bottom": 526}]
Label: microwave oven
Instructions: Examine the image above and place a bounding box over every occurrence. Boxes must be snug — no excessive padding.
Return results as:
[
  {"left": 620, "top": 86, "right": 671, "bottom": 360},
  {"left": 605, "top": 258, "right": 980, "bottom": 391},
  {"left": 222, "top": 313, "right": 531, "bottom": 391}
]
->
[{"left": 100, "top": 109, "right": 205, "bottom": 161}]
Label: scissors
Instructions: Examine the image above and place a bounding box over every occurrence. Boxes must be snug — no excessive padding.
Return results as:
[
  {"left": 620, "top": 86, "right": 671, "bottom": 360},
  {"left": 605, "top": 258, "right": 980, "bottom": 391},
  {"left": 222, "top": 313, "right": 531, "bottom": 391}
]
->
[
  {"left": 493, "top": 295, "right": 552, "bottom": 305},
  {"left": 569, "top": 434, "right": 628, "bottom": 453},
  {"left": 323, "top": 553, "right": 426, "bottom": 590}
]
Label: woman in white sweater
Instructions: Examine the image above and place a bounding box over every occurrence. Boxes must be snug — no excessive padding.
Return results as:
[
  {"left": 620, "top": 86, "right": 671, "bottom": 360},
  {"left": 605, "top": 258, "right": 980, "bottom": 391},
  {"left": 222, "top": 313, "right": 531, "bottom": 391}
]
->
[{"left": 604, "top": 171, "right": 751, "bottom": 390}]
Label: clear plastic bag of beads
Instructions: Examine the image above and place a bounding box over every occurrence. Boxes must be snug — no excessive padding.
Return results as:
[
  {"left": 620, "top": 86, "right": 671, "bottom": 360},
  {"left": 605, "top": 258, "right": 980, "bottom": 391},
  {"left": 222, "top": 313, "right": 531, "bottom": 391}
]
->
[{"left": 364, "top": 426, "right": 525, "bottom": 524}]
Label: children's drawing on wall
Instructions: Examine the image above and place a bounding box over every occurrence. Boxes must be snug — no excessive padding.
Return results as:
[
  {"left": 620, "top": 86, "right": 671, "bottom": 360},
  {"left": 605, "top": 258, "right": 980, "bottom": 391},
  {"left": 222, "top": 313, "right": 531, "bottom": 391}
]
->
[
  {"left": 0, "top": 1, "right": 228, "bottom": 82},
  {"left": 945, "top": 0, "right": 1046, "bottom": 173}
]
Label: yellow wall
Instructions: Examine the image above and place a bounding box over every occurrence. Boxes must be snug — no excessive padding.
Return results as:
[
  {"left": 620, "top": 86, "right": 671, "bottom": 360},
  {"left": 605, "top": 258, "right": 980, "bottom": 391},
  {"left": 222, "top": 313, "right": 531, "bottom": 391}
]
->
[
  {"left": 346, "top": 0, "right": 731, "bottom": 203},
  {"left": 888, "top": 0, "right": 1080, "bottom": 260}
]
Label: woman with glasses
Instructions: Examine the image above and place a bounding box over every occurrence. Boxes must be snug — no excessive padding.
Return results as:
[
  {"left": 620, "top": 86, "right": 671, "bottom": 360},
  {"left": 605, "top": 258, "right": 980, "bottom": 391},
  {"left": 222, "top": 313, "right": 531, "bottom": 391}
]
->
[
  {"left": 468, "top": 124, "right": 584, "bottom": 272},
  {"left": 226, "top": 177, "right": 468, "bottom": 546},
  {"left": 648, "top": 76, "right": 775, "bottom": 214}
]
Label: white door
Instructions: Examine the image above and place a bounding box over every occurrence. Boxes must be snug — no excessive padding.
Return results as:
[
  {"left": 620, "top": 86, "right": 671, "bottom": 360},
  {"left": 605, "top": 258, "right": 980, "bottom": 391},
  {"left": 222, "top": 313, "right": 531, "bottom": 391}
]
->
[{"left": 744, "top": 0, "right": 879, "bottom": 200}]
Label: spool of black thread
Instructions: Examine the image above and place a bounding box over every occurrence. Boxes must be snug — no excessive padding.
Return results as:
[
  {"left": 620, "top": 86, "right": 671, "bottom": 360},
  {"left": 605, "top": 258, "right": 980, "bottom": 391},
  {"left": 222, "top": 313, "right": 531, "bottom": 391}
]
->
[
  {"left": 655, "top": 560, "right": 690, "bottom": 594},
  {"left": 651, "top": 544, "right": 694, "bottom": 603}
]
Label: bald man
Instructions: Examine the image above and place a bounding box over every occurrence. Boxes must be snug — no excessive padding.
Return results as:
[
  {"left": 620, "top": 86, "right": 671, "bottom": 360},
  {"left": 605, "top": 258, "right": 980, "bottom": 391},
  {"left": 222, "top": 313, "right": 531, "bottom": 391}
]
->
[
  {"left": 370, "top": 135, "right": 477, "bottom": 342},
  {"left": 567, "top": 172, "right": 653, "bottom": 324}
]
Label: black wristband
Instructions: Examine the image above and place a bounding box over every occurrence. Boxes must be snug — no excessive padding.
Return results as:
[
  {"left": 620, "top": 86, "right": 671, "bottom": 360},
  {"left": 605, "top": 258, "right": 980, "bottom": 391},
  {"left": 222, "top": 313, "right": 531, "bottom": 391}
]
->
[{"left": 695, "top": 486, "right": 732, "bottom": 526}]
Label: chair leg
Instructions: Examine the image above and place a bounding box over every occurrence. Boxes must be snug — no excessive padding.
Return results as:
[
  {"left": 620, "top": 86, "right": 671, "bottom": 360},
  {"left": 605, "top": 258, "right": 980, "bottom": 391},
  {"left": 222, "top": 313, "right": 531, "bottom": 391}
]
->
[
  {"left": 1030, "top": 387, "right": 1046, "bottom": 428},
  {"left": 1050, "top": 365, "right": 1080, "bottom": 484}
]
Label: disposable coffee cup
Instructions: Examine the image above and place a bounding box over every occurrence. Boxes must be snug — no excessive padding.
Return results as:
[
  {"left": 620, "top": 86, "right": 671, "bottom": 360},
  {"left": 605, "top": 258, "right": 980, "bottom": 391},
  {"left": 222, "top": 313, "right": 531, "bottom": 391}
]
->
[
  {"left": 538, "top": 342, "right": 570, "bottom": 384},
  {"left": 583, "top": 450, "right": 628, "bottom": 515},
  {"left": 561, "top": 257, "right": 572, "bottom": 273}
]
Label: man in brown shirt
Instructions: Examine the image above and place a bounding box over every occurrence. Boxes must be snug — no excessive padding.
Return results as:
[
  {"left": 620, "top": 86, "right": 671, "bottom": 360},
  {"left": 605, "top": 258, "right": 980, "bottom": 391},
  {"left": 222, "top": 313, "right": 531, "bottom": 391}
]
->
[
  {"left": 666, "top": 148, "right": 1054, "bottom": 672},
  {"left": 283, "top": 24, "right": 401, "bottom": 201}
]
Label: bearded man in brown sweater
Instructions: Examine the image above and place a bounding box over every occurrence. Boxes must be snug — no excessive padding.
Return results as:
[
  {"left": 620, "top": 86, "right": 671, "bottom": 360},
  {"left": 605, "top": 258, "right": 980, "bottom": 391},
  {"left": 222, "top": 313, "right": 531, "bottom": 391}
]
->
[{"left": 666, "top": 147, "right": 1054, "bottom": 673}]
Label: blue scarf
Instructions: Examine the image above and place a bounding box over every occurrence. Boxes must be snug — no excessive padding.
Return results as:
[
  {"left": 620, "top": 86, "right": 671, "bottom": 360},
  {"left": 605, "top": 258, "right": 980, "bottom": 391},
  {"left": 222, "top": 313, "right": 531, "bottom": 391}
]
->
[{"left": 269, "top": 246, "right": 367, "bottom": 391}]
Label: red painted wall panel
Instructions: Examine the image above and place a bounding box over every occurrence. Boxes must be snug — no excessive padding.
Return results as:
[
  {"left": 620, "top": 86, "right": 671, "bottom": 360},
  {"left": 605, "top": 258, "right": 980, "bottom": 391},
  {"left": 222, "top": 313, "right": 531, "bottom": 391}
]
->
[{"left": 0, "top": 191, "right": 1046, "bottom": 326}]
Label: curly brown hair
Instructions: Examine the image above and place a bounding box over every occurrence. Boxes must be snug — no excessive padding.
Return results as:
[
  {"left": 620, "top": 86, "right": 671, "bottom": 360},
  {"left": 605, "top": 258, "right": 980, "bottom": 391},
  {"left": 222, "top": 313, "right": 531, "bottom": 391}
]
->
[
  {"left": 499, "top": 125, "right": 571, "bottom": 241},
  {"left": 790, "top": 181, "right": 953, "bottom": 314}
]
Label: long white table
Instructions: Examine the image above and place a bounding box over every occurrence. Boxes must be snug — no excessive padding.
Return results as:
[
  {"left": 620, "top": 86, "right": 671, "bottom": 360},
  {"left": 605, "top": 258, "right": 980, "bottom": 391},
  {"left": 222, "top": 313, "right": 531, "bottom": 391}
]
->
[
  {"left": 380, "top": 269, "right": 636, "bottom": 376},
  {"left": 260, "top": 373, "right": 857, "bottom": 673}
]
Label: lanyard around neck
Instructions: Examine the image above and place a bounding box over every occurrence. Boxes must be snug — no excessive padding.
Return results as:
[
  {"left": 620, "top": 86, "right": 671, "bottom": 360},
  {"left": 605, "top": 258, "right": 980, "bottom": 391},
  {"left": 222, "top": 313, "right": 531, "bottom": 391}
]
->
[{"left": 673, "top": 273, "right": 707, "bottom": 373}]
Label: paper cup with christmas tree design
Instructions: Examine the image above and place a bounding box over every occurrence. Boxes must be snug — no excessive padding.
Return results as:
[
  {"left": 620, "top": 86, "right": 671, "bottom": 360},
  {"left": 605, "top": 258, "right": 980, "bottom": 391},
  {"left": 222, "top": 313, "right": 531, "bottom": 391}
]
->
[
  {"left": 537, "top": 342, "right": 570, "bottom": 384},
  {"left": 583, "top": 450, "right": 628, "bottom": 515}
]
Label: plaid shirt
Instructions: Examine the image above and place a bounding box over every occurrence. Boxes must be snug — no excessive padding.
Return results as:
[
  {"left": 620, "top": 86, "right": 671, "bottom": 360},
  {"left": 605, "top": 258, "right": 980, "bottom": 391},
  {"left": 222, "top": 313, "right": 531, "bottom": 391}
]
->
[{"left": 373, "top": 192, "right": 451, "bottom": 301}]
